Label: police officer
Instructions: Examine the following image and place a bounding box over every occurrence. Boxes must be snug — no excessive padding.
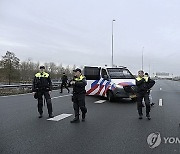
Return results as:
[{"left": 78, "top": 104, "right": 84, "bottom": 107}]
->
[
  {"left": 136, "top": 70, "right": 155, "bottom": 120},
  {"left": 70, "top": 68, "right": 87, "bottom": 123},
  {"left": 32, "top": 66, "right": 54, "bottom": 118},
  {"left": 60, "top": 72, "right": 70, "bottom": 93}
]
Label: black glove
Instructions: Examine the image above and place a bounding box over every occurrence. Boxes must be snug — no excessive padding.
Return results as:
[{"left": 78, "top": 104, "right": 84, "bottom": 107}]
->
[{"left": 34, "top": 92, "right": 38, "bottom": 99}]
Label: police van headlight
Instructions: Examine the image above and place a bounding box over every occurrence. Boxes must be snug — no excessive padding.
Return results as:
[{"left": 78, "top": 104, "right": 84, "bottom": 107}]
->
[{"left": 115, "top": 84, "right": 122, "bottom": 88}]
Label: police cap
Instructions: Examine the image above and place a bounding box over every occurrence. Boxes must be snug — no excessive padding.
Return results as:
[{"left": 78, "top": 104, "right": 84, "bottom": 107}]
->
[
  {"left": 73, "top": 68, "right": 81, "bottom": 73},
  {"left": 40, "top": 66, "right": 45, "bottom": 69}
]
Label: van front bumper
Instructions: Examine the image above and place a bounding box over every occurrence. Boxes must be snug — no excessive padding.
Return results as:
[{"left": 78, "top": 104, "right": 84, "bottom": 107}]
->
[{"left": 111, "top": 88, "right": 136, "bottom": 98}]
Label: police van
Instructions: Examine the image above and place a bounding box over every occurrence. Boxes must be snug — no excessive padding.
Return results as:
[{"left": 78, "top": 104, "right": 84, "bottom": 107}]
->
[{"left": 83, "top": 66, "right": 137, "bottom": 102}]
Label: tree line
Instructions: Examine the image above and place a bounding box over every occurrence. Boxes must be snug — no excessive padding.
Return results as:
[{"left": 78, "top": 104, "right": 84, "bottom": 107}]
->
[{"left": 0, "top": 51, "right": 77, "bottom": 84}]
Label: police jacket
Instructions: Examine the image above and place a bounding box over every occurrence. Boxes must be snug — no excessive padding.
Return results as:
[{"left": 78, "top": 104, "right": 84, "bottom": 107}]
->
[
  {"left": 136, "top": 76, "right": 155, "bottom": 93},
  {"left": 72, "top": 75, "right": 87, "bottom": 94},
  {"left": 32, "top": 72, "right": 52, "bottom": 92}
]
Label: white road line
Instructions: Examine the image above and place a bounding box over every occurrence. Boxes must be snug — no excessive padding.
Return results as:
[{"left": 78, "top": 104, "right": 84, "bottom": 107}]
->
[
  {"left": 94, "top": 100, "right": 106, "bottom": 104},
  {"left": 159, "top": 99, "right": 163, "bottom": 106},
  {"left": 51, "top": 94, "right": 72, "bottom": 99},
  {"left": 47, "top": 113, "right": 72, "bottom": 121}
]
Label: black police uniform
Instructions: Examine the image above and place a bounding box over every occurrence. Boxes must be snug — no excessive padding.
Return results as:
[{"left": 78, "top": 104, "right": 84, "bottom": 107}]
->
[
  {"left": 136, "top": 76, "right": 155, "bottom": 119},
  {"left": 60, "top": 74, "right": 70, "bottom": 93},
  {"left": 32, "top": 70, "right": 53, "bottom": 118},
  {"left": 71, "top": 74, "right": 87, "bottom": 123}
]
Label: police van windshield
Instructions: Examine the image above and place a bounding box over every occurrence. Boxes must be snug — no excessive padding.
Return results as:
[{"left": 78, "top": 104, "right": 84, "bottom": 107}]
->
[{"left": 107, "top": 68, "right": 135, "bottom": 79}]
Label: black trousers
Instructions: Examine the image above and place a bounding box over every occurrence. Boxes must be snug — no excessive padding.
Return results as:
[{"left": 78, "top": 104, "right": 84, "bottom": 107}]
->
[
  {"left": 60, "top": 82, "right": 69, "bottom": 92},
  {"left": 37, "top": 91, "right": 53, "bottom": 115},
  {"left": 137, "top": 92, "right": 150, "bottom": 116},
  {"left": 73, "top": 94, "right": 87, "bottom": 118}
]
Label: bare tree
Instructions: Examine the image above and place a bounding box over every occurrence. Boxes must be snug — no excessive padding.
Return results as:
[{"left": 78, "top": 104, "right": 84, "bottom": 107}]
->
[
  {"left": 1, "top": 51, "right": 20, "bottom": 84},
  {"left": 0, "top": 51, "right": 78, "bottom": 84}
]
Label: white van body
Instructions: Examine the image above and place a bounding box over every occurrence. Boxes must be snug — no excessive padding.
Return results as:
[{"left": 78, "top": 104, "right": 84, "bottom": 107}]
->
[{"left": 84, "top": 66, "right": 137, "bottom": 101}]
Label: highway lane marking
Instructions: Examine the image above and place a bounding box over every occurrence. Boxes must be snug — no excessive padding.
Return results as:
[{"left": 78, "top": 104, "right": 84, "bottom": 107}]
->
[
  {"left": 51, "top": 94, "right": 72, "bottom": 99},
  {"left": 159, "top": 99, "right": 163, "bottom": 106},
  {"left": 94, "top": 100, "right": 106, "bottom": 104},
  {"left": 47, "top": 113, "right": 72, "bottom": 121}
]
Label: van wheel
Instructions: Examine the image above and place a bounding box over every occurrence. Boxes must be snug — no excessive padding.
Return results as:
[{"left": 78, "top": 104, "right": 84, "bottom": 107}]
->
[{"left": 107, "top": 91, "right": 114, "bottom": 102}]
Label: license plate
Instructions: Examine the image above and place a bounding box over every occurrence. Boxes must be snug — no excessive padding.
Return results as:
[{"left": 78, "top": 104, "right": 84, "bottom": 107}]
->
[{"left": 130, "top": 95, "right": 136, "bottom": 98}]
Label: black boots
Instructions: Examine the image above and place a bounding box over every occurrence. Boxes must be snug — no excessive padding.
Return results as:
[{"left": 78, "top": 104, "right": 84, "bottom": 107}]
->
[
  {"left": 82, "top": 113, "right": 86, "bottom": 122},
  {"left": 70, "top": 113, "right": 86, "bottom": 123},
  {"left": 70, "top": 117, "right": 80, "bottom": 123},
  {"left": 49, "top": 114, "right": 54, "bottom": 118},
  {"left": 38, "top": 114, "right": 43, "bottom": 118},
  {"left": 151, "top": 103, "right": 155, "bottom": 106},
  {"left": 138, "top": 114, "right": 151, "bottom": 120},
  {"left": 138, "top": 115, "right": 143, "bottom": 119},
  {"left": 38, "top": 114, "right": 54, "bottom": 118},
  {"left": 146, "top": 114, "right": 151, "bottom": 120}
]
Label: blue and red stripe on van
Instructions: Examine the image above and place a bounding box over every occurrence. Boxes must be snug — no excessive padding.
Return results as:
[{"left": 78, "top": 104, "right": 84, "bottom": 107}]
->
[
  {"left": 86, "top": 80, "right": 135, "bottom": 95},
  {"left": 86, "top": 80, "right": 99, "bottom": 95}
]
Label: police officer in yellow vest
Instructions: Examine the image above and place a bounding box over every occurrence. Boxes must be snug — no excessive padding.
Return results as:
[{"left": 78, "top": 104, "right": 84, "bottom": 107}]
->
[
  {"left": 136, "top": 70, "right": 155, "bottom": 120},
  {"left": 70, "top": 68, "right": 87, "bottom": 123},
  {"left": 32, "top": 66, "right": 53, "bottom": 118}
]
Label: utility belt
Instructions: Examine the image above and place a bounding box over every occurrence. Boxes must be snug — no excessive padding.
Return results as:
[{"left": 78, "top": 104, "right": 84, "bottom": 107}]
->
[
  {"left": 71, "top": 93, "right": 85, "bottom": 102},
  {"left": 36, "top": 87, "right": 50, "bottom": 91},
  {"left": 137, "top": 89, "right": 150, "bottom": 94}
]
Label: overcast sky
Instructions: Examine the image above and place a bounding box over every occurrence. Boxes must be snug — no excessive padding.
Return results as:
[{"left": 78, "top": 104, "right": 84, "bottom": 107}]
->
[{"left": 0, "top": 0, "right": 180, "bottom": 76}]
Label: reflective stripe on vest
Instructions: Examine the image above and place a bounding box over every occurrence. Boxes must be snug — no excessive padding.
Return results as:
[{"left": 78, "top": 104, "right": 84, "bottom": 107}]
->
[
  {"left": 35, "top": 72, "right": 49, "bottom": 78},
  {"left": 74, "top": 75, "right": 85, "bottom": 81}
]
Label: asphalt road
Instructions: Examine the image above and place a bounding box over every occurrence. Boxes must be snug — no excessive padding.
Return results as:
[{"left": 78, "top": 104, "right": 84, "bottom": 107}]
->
[{"left": 1, "top": 80, "right": 180, "bottom": 154}]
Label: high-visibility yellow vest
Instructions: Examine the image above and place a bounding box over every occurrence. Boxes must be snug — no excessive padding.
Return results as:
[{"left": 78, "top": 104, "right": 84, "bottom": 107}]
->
[
  {"left": 35, "top": 72, "right": 49, "bottom": 78},
  {"left": 136, "top": 76, "right": 148, "bottom": 82},
  {"left": 74, "top": 75, "right": 85, "bottom": 81}
]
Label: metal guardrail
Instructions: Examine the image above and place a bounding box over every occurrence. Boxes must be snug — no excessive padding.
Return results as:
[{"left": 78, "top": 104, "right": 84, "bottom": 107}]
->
[
  {"left": 0, "top": 82, "right": 62, "bottom": 89},
  {"left": 0, "top": 84, "right": 32, "bottom": 88},
  {"left": 0, "top": 82, "right": 62, "bottom": 96}
]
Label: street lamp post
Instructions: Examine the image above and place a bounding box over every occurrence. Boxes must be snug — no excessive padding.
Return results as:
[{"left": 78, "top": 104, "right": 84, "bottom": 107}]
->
[
  {"left": 142, "top": 46, "right": 144, "bottom": 71},
  {"left": 149, "top": 63, "right": 151, "bottom": 77},
  {"left": 112, "top": 19, "right": 116, "bottom": 67}
]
